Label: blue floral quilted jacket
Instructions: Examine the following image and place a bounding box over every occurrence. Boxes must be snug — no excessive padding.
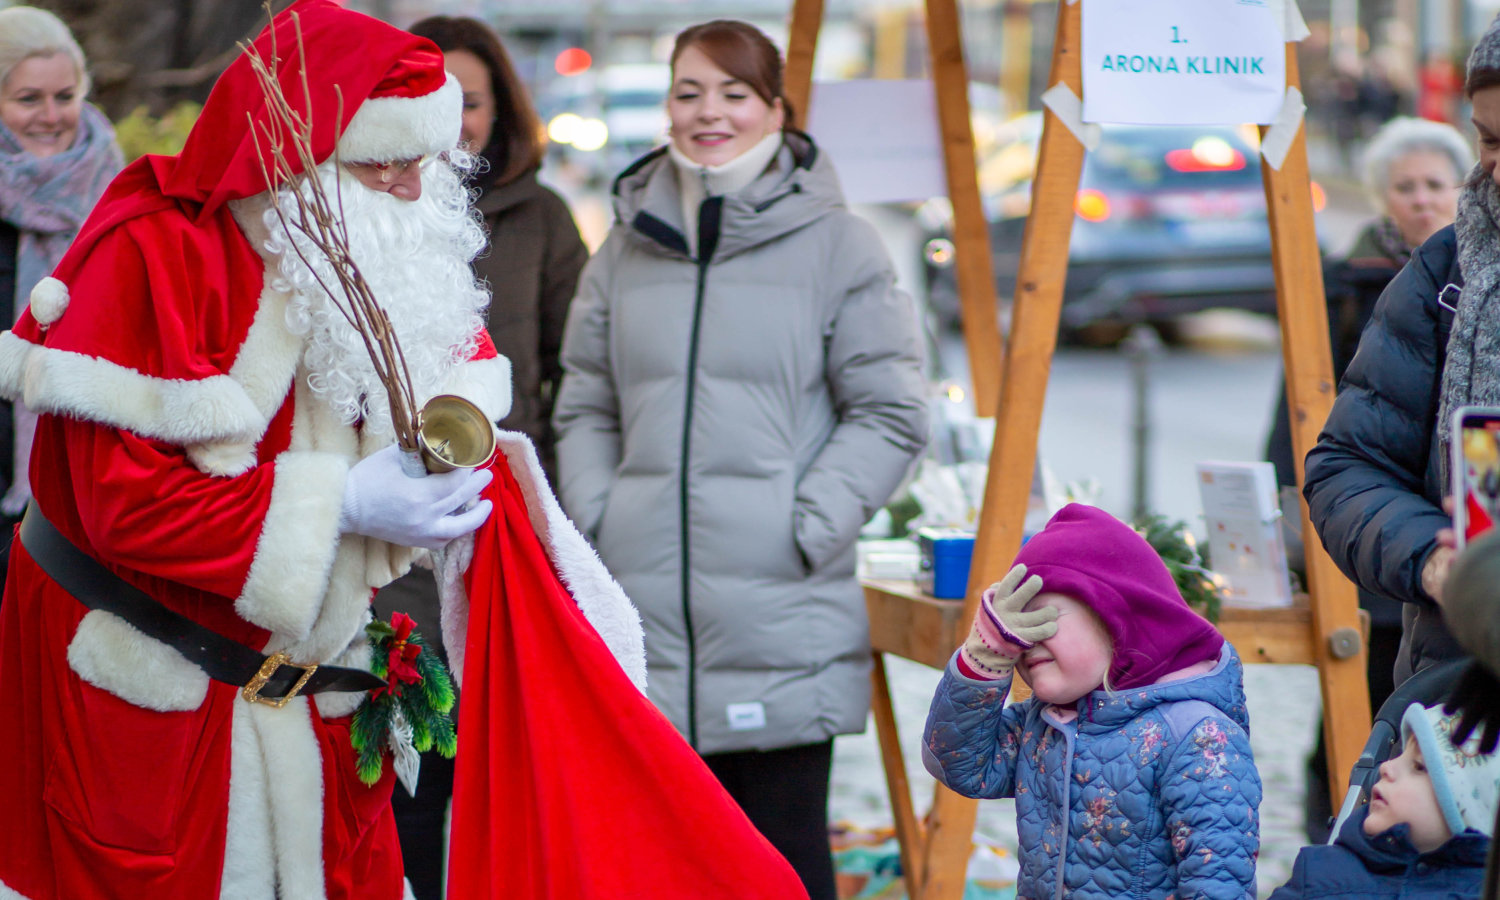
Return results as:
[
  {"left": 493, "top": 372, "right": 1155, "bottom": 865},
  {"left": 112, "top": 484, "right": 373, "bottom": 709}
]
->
[{"left": 923, "top": 645, "right": 1261, "bottom": 900}]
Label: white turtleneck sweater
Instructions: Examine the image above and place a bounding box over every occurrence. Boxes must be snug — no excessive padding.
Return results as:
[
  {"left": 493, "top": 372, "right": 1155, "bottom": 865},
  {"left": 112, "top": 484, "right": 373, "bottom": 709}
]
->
[{"left": 668, "top": 131, "right": 784, "bottom": 256}]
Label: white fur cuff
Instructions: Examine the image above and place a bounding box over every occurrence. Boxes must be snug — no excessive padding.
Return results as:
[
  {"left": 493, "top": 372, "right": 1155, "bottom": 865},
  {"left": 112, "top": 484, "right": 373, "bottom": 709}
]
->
[{"left": 236, "top": 451, "right": 350, "bottom": 639}]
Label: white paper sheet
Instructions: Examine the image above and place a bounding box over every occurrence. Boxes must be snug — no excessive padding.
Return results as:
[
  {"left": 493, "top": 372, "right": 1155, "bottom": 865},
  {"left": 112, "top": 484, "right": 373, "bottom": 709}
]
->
[
  {"left": 1082, "top": 0, "right": 1287, "bottom": 125},
  {"left": 806, "top": 79, "right": 947, "bottom": 205}
]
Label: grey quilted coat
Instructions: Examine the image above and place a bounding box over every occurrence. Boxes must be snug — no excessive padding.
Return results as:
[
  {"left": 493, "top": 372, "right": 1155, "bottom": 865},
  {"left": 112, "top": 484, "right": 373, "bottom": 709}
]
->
[
  {"left": 553, "top": 132, "right": 929, "bottom": 753},
  {"left": 923, "top": 646, "right": 1262, "bottom": 900}
]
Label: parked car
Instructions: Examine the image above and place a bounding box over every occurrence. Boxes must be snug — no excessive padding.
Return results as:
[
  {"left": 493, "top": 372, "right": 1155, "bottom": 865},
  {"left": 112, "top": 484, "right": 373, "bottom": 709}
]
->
[{"left": 925, "top": 113, "right": 1293, "bottom": 342}]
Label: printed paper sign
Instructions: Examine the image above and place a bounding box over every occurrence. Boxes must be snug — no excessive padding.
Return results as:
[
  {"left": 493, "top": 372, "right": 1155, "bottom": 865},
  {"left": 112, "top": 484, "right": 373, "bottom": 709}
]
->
[
  {"left": 1082, "top": 0, "right": 1287, "bottom": 125},
  {"left": 1196, "top": 460, "right": 1294, "bottom": 609}
]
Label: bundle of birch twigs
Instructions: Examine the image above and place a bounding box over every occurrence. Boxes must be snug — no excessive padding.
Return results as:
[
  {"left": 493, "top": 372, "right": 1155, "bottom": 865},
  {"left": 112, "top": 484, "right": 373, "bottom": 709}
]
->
[{"left": 240, "top": 13, "right": 422, "bottom": 454}]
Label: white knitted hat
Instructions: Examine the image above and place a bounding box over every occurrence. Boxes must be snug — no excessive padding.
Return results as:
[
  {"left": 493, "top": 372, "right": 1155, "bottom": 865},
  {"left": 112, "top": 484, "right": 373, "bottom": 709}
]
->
[{"left": 1401, "top": 702, "right": 1500, "bottom": 836}]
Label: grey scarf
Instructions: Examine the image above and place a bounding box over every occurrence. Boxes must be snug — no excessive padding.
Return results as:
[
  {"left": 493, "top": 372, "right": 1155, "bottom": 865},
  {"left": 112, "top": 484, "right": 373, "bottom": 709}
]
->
[
  {"left": 0, "top": 103, "right": 122, "bottom": 512},
  {"left": 1440, "top": 165, "right": 1500, "bottom": 478}
]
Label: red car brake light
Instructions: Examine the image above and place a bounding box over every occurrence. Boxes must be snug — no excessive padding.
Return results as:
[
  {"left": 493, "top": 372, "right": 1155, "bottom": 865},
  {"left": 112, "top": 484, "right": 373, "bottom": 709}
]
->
[{"left": 1165, "top": 146, "right": 1247, "bottom": 172}]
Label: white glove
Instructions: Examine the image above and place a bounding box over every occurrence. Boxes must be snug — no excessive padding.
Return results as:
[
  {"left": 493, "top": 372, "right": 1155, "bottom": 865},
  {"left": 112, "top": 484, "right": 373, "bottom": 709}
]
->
[{"left": 338, "top": 445, "right": 494, "bottom": 550}]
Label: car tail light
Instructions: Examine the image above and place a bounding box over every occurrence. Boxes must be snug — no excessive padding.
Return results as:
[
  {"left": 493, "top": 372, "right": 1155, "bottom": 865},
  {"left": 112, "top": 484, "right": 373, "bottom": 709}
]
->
[
  {"left": 1075, "top": 189, "right": 1111, "bottom": 222},
  {"left": 1165, "top": 136, "right": 1247, "bottom": 173}
]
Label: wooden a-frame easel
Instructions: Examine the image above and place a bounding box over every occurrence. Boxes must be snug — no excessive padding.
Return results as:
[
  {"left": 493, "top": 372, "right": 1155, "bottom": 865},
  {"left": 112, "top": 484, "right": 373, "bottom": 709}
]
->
[{"left": 784, "top": 2, "right": 1373, "bottom": 898}]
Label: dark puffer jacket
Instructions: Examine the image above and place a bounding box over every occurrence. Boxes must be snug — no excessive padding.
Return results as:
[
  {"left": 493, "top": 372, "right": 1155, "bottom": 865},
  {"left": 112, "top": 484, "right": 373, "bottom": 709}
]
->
[
  {"left": 1267, "top": 805, "right": 1488, "bottom": 900},
  {"left": 1303, "top": 224, "right": 1467, "bottom": 682},
  {"left": 922, "top": 646, "right": 1261, "bottom": 900}
]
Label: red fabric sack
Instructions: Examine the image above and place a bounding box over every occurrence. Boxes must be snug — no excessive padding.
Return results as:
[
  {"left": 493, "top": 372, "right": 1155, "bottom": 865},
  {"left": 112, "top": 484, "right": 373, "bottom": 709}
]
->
[{"left": 447, "top": 462, "right": 810, "bottom": 899}]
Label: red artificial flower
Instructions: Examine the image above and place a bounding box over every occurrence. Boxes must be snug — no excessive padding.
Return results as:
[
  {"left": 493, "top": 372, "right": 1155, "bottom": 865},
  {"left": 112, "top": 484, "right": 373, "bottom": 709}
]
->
[{"left": 378, "top": 611, "right": 424, "bottom": 698}]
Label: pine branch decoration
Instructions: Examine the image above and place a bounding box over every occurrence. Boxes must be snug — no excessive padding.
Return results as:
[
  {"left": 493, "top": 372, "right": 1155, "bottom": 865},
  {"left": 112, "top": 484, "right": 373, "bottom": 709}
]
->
[{"left": 1132, "top": 513, "right": 1226, "bottom": 623}]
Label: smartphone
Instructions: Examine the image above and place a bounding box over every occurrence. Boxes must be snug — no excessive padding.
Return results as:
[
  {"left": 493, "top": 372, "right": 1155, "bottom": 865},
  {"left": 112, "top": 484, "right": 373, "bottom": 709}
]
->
[{"left": 1450, "top": 405, "right": 1500, "bottom": 550}]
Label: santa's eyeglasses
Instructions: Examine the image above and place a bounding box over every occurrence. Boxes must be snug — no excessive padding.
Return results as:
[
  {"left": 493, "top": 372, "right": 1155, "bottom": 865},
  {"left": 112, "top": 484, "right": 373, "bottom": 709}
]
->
[{"left": 343, "top": 154, "right": 436, "bottom": 183}]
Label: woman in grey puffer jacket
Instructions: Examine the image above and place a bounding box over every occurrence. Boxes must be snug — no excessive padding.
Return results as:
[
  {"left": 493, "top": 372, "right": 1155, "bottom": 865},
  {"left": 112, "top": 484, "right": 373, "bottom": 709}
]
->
[{"left": 553, "top": 20, "right": 928, "bottom": 900}]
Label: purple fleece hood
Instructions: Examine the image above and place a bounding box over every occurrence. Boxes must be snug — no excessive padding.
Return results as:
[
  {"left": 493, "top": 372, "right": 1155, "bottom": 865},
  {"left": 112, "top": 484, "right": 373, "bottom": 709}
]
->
[{"left": 1015, "top": 503, "right": 1224, "bottom": 690}]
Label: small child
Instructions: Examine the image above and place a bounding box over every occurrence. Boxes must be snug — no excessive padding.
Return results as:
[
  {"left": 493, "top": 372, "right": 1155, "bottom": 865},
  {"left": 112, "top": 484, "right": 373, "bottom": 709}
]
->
[
  {"left": 1268, "top": 702, "right": 1497, "bottom": 900},
  {"left": 924, "top": 503, "right": 1261, "bottom": 900}
]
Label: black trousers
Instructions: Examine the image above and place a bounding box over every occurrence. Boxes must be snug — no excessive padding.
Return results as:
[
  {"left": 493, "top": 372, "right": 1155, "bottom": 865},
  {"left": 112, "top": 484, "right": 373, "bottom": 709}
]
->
[
  {"left": 390, "top": 747, "right": 455, "bottom": 900},
  {"left": 702, "top": 740, "right": 838, "bottom": 900}
]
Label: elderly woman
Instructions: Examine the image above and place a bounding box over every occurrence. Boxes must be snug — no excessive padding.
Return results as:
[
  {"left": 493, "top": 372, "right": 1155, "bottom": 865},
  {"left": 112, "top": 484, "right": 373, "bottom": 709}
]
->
[
  {"left": 0, "top": 7, "right": 122, "bottom": 571},
  {"left": 1268, "top": 115, "right": 1471, "bottom": 842}
]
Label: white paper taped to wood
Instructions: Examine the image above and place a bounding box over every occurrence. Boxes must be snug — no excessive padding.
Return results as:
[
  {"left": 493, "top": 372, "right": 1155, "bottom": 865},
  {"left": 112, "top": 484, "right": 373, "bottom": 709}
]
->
[
  {"left": 806, "top": 79, "right": 947, "bottom": 205},
  {"left": 1082, "top": 0, "right": 1287, "bottom": 125}
]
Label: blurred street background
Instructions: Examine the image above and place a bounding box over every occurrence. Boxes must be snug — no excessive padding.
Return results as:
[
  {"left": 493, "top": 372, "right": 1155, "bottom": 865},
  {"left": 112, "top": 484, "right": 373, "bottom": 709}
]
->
[{"left": 17, "top": 0, "right": 1499, "bottom": 894}]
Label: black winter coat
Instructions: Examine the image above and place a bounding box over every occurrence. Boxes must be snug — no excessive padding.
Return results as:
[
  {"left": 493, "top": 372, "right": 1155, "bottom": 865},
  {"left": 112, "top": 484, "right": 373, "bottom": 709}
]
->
[
  {"left": 1267, "top": 806, "right": 1488, "bottom": 900},
  {"left": 1303, "top": 225, "right": 1466, "bottom": 681}
]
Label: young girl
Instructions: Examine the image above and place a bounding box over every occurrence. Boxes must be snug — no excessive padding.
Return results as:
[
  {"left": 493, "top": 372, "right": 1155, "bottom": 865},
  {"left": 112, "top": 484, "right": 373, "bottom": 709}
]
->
[{"left": 924, "top": 503, "right": 1261, "bottom": 900}]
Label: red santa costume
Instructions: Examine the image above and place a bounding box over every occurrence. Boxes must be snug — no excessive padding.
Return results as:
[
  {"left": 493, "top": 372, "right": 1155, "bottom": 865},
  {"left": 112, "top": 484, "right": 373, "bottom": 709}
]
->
[{"left": 0, "top": 3, "right": 644, "bottom": 898}]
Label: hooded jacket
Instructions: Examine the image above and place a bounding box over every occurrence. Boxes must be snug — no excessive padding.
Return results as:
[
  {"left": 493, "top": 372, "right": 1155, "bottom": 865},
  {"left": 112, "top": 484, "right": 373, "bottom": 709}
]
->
[
  {"left": 553, "top": 131, "right": 929, "bottom": 753},
  {"left": 923, "top": 645, "right": 1261, "bottom": 900},
  {"left": 1267, "top": 805, "right": 1488, "bottom": 900}
]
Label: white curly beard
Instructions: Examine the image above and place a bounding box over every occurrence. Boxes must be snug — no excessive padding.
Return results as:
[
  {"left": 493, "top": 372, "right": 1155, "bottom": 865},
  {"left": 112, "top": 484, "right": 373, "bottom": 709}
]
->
[{"left": 261, "top": 154, "right": 489, "bottom": 439}]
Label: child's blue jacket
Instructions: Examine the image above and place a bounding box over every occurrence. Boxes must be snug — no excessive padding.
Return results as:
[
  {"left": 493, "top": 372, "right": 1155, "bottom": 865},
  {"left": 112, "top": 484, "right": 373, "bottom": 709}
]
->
[
  {"left": 1267, "top": 806, "right": 1488, "bottom": 900},
  {"left": 923, "top": 644, "right": 1261, "bottom": 900}
]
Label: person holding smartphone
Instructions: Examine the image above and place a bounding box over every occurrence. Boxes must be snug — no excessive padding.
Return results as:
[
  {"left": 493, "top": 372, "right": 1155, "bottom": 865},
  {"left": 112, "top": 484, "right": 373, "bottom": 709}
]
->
[
  {"left": 1270, "top": 115, "right": 1471, "bottom": 842},
  {"left": 1300, "top": 23, "right": 1500, "bottom": 692}
]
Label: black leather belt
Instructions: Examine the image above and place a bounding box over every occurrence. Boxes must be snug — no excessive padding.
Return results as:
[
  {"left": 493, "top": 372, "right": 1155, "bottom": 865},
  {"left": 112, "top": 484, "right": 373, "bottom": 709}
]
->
[{"left": 19, "top": 505, "right": 385, "bottom": 706}]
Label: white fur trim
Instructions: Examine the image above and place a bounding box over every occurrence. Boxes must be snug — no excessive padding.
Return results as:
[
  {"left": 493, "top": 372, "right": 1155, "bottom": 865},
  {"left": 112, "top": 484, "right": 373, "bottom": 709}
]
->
[
  {"left": 436, "top": 431, "right": 645, "bottom": 691},
  {"left": 65, "top": 610, "right": 209, "bottom": 712},
  {"left": 28, "top": 277, "right": 68, "bottom": 326},
  {"left": 439, "top": 354, "right": 512, "bottom": 425},
  {"left": 247, "top": 698, "right": 326, "bottom": 899},
  {"left": 186, "top": 258, "right": 306, "bottom": 476},
  {"left": 306, "top": 610, "right": 375, "bottom": 720},
  {"left": 0, "top": 331, "right": 266, "bottom": 446},
  {"left": 236, "top": 452, "right": 349, "bottom": 640},
  {"left": 0, "top": 877, "right": 30, "bottom": 898},
  {"left": 221, "top": 701, "right": 276, "bottom": 899},
  {"left": 435, "top": 534, "right": 474, "bottom": 685},
  {"left": 403, "top": 879, "right": 417, "bottom": 900},
  {"left": 186, "top": 440, "right": 260, "bottom": 478},
  {"left": 338, "top": 75, "right": 461, "bottom": 164}
]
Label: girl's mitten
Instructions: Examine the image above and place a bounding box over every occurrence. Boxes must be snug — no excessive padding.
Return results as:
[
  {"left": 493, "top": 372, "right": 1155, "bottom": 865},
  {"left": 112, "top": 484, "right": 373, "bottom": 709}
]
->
[{"left": 958, "top": 563, "right": 1059, "bottom": 680}]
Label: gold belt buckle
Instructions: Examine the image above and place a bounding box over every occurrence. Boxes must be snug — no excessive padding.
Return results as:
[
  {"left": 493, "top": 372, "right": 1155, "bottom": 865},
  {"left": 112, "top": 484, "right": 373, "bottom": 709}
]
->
[{"left": 241, "top": 651, "right": 319, "bottom": 708}]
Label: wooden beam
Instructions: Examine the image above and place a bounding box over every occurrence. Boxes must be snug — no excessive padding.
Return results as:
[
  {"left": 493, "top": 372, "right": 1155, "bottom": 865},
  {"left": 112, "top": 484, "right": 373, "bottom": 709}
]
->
[
  {"left": 924, "top": 0, "right": 1004, "bottom": 418},
  {"left": 1260, "top": 46, "right": 1371, "bottom": 806},
  {"left": 961, "top": 0, "right": 1083, "bottom": 643},
  {"left": 870, "top": 654, "right": 925, "bottom": 896},
  {"left": 783, "top": 0, "right": 823, "bottom": 126},
  {"left": 918, "top": 6, "right": 1083, "bottom": 899}
]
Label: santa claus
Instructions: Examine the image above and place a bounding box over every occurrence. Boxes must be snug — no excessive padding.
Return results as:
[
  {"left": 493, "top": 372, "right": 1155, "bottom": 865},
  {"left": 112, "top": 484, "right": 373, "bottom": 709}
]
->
[{"left": 0, "top": 3, "right": 643, "bottom": 898}]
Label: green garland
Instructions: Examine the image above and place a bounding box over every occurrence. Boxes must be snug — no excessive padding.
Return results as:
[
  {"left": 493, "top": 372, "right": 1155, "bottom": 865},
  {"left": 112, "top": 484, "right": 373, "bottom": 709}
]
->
[
  {"left": 350, "top": 615, "right": 457, "bottom": 786},
  {"left": 1132, "top": 513, "right": 1225, "bottom": 624}
]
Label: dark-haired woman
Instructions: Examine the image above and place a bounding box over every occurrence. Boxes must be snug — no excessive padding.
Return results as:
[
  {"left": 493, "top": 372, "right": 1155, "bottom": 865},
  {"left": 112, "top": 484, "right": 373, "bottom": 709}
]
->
[
  {"left": 553, "top": 20, "right": 928, "bottom": 899},
  {"left": 374, "top": 16, "right": 587, "bottom": 899}
]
